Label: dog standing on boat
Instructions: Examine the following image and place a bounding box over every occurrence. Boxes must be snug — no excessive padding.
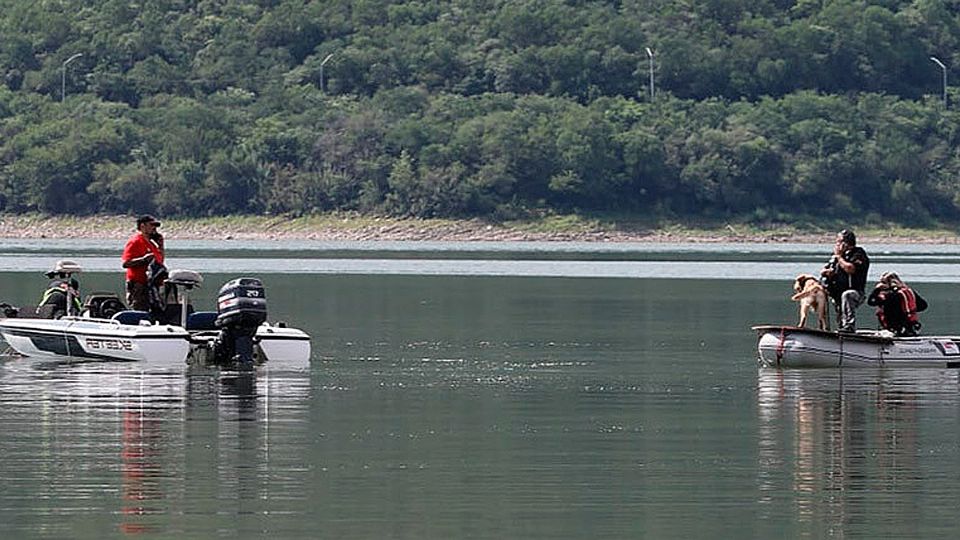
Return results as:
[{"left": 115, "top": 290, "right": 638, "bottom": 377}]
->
[{"left": 792, "top": 273, "right": 830, "bottom": 331}]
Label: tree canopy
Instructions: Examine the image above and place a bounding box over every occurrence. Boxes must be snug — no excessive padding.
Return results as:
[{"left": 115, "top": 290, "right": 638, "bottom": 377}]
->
[{"left": 2, "top": 0, "right": 960, "bottom": 225}]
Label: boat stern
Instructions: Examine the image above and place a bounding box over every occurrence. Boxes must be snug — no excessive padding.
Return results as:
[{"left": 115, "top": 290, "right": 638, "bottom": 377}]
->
[{"left": 255, "top": 324, "right": 311, "bottom": 363}]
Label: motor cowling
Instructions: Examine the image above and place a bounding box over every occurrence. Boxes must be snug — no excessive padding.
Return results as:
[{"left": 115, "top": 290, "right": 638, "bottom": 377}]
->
[
  {"left": 216, "top": 278, "right": 267, "bottom": 329},
  {"left": 213, "top": 278, "right": 267, "bottom": 366}
]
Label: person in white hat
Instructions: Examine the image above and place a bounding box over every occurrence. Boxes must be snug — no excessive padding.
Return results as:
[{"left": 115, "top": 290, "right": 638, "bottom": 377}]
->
[{"left": 36, "top": 260, "right": 82, "bottom": 318}]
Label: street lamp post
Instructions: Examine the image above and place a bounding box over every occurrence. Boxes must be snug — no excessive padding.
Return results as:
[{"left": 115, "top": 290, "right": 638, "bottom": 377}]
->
[
  {"left": 319, "top": 53, "right": 334, "bottom": 94},
  {"left": 645, "top": 47, "right": 655, "bottom": 101},
  {"left": 61, "top": 53, "right": 83, "bottom": 103},
  {"left": 931, "top": 56, "right": 948, "bottom": 109}
]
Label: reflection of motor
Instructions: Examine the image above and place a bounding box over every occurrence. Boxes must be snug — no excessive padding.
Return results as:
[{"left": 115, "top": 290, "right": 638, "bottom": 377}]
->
[{"left": 213, "top": 278, "right": 267, "bottom": 366}]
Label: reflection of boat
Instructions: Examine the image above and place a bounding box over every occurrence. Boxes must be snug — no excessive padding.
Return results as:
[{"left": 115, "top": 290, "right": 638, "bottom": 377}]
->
[
  {"left": 754, "top": 325, "right": 960, "bottom": 368},
  {"left": 0, "top": 264, "right": 310, "bottom": 365},
  {"left": 755, "top": 368, "right": 937, "bottom": 532}
]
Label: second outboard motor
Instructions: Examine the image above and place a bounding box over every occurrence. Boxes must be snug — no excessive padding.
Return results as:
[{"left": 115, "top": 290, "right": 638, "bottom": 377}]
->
[{"left": 214, "top": 277, "right": 267, "bottom": 367}]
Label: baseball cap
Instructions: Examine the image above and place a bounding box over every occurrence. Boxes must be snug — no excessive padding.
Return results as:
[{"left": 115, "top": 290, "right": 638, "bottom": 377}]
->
[{"left": 137, "top": 214, "right": 161, "bottom": 227}]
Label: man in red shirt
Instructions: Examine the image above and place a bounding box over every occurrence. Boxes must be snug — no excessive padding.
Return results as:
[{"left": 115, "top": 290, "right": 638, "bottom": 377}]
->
[{"left": 121, "top": 215, "right": 164, "bottom": 311}]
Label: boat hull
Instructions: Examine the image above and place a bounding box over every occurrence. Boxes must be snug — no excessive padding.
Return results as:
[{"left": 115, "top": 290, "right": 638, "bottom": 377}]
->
[
  {"left": 0, "top": 317, "right": 191, "bottom": 363},
  {"left": 188, "top": 324, "right": 312, "bottom": 364},
  {"left": 754, "top": 325, "right": 960, "bottom": 368},
  {"left": 255, "top": 324, "right": 311, "bottom": 362}
]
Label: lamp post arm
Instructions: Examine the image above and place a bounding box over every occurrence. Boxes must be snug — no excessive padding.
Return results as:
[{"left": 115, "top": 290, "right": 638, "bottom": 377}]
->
[
  {"left": 931, "top": 56, "right": 948, "bottom": 109},
  {"left": 645, "top": 47, "right": 654, "bottom": 101},
  {"left": 320, "top": 53, "right": 334, "bottom": 94},
  {"left": 61, "top": 53, "right": 84, "bottom": 103}
]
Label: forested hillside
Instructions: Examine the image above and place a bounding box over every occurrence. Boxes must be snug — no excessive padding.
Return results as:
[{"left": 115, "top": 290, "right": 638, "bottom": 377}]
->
[{"left": 1, "top": 0, "right": 959, "bottom": 225}]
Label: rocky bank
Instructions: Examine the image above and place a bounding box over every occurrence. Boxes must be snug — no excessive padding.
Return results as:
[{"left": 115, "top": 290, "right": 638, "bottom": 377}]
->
[{"left": 0, "top": 214, "right": 956, "bottom": 244}]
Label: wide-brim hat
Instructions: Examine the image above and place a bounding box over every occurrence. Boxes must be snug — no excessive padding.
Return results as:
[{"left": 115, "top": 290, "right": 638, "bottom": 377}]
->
[{"left": 44, "top": 259, "right": 82, "bottom": 278}]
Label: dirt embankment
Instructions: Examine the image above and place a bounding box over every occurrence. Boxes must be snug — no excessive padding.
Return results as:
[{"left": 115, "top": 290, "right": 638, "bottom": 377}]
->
[{"left": 0, "top": 214, "right": 955, "bottom": 244}]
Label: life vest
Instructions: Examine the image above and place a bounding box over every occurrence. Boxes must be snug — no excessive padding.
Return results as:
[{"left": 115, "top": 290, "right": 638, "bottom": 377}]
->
[
  {"left": 897, "top": 286, "right": 920, "bottom": 324},
  {"left": 37, "top": 280, "right": 82, "bottom": 317}
]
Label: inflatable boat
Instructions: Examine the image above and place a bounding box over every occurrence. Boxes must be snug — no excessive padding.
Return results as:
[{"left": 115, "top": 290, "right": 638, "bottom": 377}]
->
[{"left": 754, "top": 325, "right": 960, "bottom": 368}]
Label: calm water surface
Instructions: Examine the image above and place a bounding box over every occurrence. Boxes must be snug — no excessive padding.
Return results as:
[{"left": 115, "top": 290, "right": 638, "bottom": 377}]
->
[{"left": 2, "top": 241, "right": 960, "bottom": 538}]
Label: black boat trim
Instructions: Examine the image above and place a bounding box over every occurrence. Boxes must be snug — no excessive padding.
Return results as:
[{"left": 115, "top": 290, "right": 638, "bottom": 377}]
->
[
  {"left": 189, "top": 330, "right": 310, "bottom": 342},
  {"left": 4, "top": 330, "right": 124, "bottom": 360},
  {"left": 0, "top": 327, "right": 188, "bottom": 340}
]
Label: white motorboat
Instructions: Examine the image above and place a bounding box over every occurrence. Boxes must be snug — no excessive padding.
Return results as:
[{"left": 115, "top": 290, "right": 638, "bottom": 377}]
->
[
  {"left": 0, "top": 316, "right": 190, "bottom": 362},
  {"left": 0, "top": 262, "right": 311, "bottom": 365},
  {"left": 754, "top": 325, "right": 960, "bottom": 369}
]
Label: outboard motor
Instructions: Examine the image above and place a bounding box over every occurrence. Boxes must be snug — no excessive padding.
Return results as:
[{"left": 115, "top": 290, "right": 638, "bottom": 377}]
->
[{"left": 213, "top": 277, "right": 267, "bottom": 367}]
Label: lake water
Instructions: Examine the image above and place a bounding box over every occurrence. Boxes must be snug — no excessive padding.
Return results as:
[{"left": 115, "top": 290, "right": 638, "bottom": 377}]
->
[{"left": 2, "top": 240, "right": 960, "bottom": 538}]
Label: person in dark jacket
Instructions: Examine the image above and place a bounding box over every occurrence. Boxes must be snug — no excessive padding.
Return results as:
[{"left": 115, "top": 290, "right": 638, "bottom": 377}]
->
[
  {"left": 820, "top": 229, "right": 870, "bottom": 332},
  {"left": 867, "top": 272, "right": 927, "bottom": 336}
]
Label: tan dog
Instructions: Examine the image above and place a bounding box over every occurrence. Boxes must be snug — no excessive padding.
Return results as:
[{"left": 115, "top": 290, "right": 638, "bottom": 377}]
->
[{"left": 792, "top": 273, "right": 830, "bottom": 331}]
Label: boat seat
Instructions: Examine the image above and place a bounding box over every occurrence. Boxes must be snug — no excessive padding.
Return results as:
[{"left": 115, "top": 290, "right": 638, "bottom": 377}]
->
[
  {"left": 187, "top": 311, "right": 218, "bottom": 331},
  {"left": 162, "top": 303, "right": 194, "bottom": 326},
  {"left": 112, "top": 310, "right": 152, "bottom": 325}
]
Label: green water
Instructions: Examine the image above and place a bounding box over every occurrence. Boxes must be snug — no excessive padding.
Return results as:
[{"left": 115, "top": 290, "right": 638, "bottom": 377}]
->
[{"left": 2, "top": 259, "right": 960, "bottom": 538}]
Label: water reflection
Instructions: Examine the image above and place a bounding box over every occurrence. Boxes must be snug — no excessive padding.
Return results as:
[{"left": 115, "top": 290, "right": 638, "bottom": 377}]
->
[
  {"left": 757, "top": 369, "right": 960, "bottom": 535},
  {"left": 211, "top": 370, "right": 263, "bottom": 516},
  {"left": 0, "top": 359, "right": 310, "bottom": 536},
  {"left": 119, "top": 406, "right": 163, "bottom": 535}
]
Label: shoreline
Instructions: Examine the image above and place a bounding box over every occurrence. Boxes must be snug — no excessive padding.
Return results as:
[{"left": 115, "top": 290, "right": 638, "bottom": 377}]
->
[{"left": 1, "top": 213, "right": 959, "bottom": 244}]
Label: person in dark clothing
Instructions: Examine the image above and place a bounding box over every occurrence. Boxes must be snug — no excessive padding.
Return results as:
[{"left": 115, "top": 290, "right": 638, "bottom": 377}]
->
[
  {"left": 820, "top": 229, "right": 870, "bottom": 332},
  {"left": 867, "top": 272, "right": 927, "bottom": 336}
]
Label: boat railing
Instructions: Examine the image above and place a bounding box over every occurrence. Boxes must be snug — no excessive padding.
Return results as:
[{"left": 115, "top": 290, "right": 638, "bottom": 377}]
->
[{"left": 59, "top": 315, "right": 125, "bottom": 326}]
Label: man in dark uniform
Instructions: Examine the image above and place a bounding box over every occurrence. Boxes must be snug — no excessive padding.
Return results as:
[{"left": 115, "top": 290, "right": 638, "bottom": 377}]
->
[{"left": 820, "top": 229, "right": 870, "bottom": 332}]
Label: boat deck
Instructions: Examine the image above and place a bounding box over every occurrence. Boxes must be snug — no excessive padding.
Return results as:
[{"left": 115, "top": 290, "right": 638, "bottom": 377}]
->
[{"left": 752, "top": 325, "right": 899, "bottom": 344}]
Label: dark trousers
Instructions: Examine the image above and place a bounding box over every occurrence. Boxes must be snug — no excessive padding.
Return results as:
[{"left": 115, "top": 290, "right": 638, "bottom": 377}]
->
[{"left": 125, "top": 281, "right": 149, "bottom": 312}]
